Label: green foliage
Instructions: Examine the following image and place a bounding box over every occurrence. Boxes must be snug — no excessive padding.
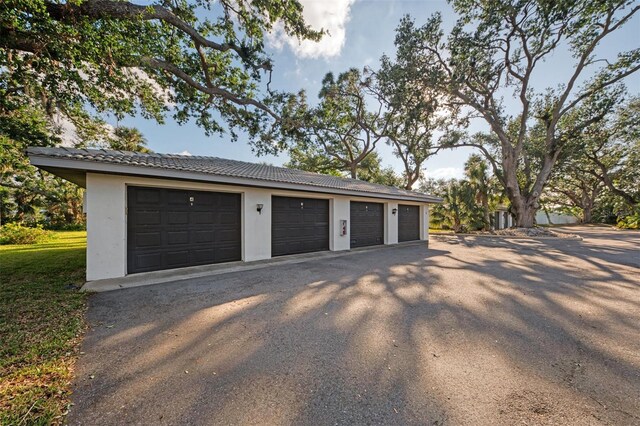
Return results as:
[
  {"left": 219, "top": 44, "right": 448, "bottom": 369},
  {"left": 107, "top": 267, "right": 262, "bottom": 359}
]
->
[
  {"left": 285, "top": 148, "right": 403, "bottom": 188},
  {"left": 107, "top": 126, "right": 151, "bottom": 152},
  {"left": 390, "top": 0, "right": 640, "bottom": 226},
  {"left": 426, "top": 178, "right": 485, "bottom": 232},
  {"left": 0, "top": 91, "right": 151, "bottom": 228},
  {"left": 0, "top": 100, "right": 85, "bottom": 227},
  {"left": 429, "top": 179, "right": 482, "bottom": 232},
  {"left": 1, "top": 0, "right": 322, "bottom": 148},
  {"left": 376, "top": 47, "right": 459, "bottom": 189},
  {"left": 0, "top": 231, "right": 86, "bottom": 425},
  {"left": 287, "top": 60, "right": 451, "bottom": 189},
  {"left": 464, "top": 154, "right": 500, "bottom": 230},
  {"left": 0, "top": 223, "right": 53, "bottom": 245},
  {"left": 288, "top": 68, "right": 387, "bottom": 179},
  {"left": 617, "top": 212, "right": 640, "bottom": 229},
  {"left": 543, "top": 91, "right": 640, "bottom": 223},
  {"left": 355, "top": 153, "right": 404, "bottom": 188},
  {"left": 423, "top": 154, "right": 503, "bottom": 232},
  {"left": 285, "top": 142, "right": 345, "bottom": 176}
]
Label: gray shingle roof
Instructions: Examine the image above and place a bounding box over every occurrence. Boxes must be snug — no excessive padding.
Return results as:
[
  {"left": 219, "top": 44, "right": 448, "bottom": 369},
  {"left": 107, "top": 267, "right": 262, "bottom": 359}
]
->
[{"left": 27, "top": 147, "right": 441, "bottom": 203}]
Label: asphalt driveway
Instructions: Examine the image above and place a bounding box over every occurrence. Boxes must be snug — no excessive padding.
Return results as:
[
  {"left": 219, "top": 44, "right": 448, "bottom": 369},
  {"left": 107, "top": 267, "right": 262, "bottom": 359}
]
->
[{"left": 70, "top": 226, "right": 640, "bottom": 425}]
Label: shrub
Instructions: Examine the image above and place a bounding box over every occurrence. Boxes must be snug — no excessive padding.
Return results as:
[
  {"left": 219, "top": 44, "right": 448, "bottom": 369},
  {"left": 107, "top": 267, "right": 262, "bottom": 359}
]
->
[
  {"left": 43, "top": 222, "right": 86, "bottom": 231},
  {"left": 0, "top": 223, "right": 53, "bottom": 245},
  {"left": 617, "top": 213, "right": 640, "bottom": 229}
]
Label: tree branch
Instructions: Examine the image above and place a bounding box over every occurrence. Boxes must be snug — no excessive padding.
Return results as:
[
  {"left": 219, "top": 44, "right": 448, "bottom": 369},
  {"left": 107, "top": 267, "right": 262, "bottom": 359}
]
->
[
  {"left": 140, "top": 57, "right": 279, "bottom": 120},
  {"left": 44, "top": 0, "right": 270, "bottom": 70}
]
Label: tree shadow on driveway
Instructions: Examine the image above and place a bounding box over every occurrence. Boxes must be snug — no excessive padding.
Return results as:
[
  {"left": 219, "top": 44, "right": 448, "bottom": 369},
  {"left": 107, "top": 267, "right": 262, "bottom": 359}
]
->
[{"left": 70, "top": 229, "right": 640, "bottom": 425}]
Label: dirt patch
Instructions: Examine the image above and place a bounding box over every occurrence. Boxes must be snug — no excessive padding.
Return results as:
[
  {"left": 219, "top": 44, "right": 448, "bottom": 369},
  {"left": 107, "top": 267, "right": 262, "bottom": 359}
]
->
[
  {"left": 494, "top": 227, "right": 579, "bottom": 238},
  {"left": 433, "top": 227, "right": 581, "bottom": 239},
  {"left": 498, "top": 390, "right": 566, "bottom": 424}
]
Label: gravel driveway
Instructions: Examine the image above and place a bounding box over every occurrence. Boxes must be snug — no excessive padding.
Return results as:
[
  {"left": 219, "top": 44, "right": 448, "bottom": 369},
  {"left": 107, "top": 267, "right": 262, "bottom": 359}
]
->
[{"left": 70, "top": 226, "right": 640, "bottom": 425}]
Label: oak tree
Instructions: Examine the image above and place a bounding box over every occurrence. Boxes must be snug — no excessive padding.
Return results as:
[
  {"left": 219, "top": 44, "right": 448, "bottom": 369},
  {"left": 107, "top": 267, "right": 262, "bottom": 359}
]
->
[
  {"left": 296, "top": 69, "right": 390, "bottom": 179},
  {"left": 391, "top": 0, "right": 640, "bottom": 226},
  {"left": 1, "top": 0, "right": 322, "bottom": 143}
]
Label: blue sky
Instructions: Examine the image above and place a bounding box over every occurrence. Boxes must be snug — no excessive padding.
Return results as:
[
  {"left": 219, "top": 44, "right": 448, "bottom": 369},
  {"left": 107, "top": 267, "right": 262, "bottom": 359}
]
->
[{"left": 116, "top": 0, "right": 640, "bottom": 181}]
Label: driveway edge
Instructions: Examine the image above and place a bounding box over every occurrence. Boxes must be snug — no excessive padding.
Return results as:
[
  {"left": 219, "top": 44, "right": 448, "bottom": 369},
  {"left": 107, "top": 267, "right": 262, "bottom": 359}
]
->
[{"left": 81, "top": 240, "right": 427, "bottom": 293}]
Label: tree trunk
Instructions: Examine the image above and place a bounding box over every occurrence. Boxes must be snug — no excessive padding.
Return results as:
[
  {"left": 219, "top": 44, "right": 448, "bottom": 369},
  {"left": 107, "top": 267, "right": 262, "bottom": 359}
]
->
[
  {"left": 453, "top": 217, "right": 461, "bottom": 233},
  {"left": 482, "top": 195, "right": 490, "bottom": 231},
  {"left": 404, "top": 173, "right": 418, "bottom": 190},
  {"left": 349, "top": 164, "right": 357, "bottom": 179},
  {"left": 511, "top": 196, "right": 537, "bottom": 228},
  {"left": 582, "top": 195, "right": 594, "bottom": 223},
  {"left": 502, "top": 149, "right": 552, "bottom": 228}
]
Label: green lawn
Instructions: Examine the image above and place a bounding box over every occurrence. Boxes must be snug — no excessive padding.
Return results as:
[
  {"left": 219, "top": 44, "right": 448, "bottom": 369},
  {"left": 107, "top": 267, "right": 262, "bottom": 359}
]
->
[{"left": 0, "top": 231, "right": 87, "bottom": 425}]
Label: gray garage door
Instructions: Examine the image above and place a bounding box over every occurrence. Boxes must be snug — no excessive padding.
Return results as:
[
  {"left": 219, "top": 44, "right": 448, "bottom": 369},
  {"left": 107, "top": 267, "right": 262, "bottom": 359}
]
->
[
  {"left": 350, "top": 201, "right": 384, "bottom": 248},
  {"left": 127, "top": 186, "right": 241, "bottom": 274},
  {"left": 398, "top": 204, "right": 420, "bottom": 242},
  {"left": 272, "top": 196, "right": 329, "bottom": 256}
]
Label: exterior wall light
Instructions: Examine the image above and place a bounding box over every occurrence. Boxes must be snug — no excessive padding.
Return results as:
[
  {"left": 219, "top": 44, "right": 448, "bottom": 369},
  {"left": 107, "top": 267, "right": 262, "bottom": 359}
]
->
[
  {"left": 257, "top": 203, "right": 264, "bottom": 214},
  {"left": 392, "top": 208, "right": 397, "bottom": 215}
]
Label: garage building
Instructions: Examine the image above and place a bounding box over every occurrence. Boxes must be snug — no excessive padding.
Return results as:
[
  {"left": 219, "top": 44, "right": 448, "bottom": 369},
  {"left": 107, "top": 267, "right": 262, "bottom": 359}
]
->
[{"left": 28, "top": 147, "right": 441, "bottom": 281}]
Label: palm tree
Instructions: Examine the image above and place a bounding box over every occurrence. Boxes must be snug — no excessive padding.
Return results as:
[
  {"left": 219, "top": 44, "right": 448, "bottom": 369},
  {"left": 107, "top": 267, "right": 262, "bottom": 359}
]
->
[
  {"left": 464, "top": 154, "right": 492, "bottom": 231},
  {"left": 430, "top": 180, "right": 476, "bottom": 233},
  {"left": 109, "top": 127, "right": 151, "bottom": 153}
]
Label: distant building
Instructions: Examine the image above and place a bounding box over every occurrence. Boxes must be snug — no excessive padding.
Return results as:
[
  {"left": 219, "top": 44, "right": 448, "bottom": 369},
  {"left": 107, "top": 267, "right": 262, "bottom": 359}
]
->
[
  {"left": 535, "top": 211, "right": 579, "bottom": 225},
  {"left": 492, "top": 205, "right": 513, "bottom": 229}
]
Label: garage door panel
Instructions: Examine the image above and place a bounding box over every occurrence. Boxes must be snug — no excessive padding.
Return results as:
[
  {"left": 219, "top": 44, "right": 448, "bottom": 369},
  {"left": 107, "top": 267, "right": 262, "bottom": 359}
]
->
[
  {"left": 217, "top": 229, "right": 240, "bottom": 242},
  {"left": 195, "top": 193, "right": 215, "bottom": 206},
  {"left": 167, "top": 211, "right": 189, "bottom": 225},
  {"left": 134, "top": 231, "right": 162, "bottom": 247},
  {"left": 303, "top": 240, "right": 324, "bottom": 252},
  {"left": 398, "top": 204, "right": 420, "bottom": 242},
  {"left": 127, "top": 186, "right": 241, "bottom": 274},
  {"left": 193, "top": 230, "right": 214, "bottom": 243},
  {"left": 166, "top": 190, "right": 188, "bottom": 204},
  {"left": 215, "top": 245, "right": 241, "bottom": 260},
  {"left": 192, "top": 211, "right": 215, "bottom": 224},
  {"left": 135, "top": 189, "right": 161, "bottom": 204},
  {"left": 191, "top": 248, "right": 215, "bottom": 263},
  {"left": 135, "top": 210, "right": 162, "bottom": 226},
  {"left": 271, "top": 196, "right": 329, "bottom": 257},
  {"left": 134, "top": 252, "right": 163, "bottom": 270},
  {"left": 350, "top": 202, "right": 384, "bottom": 248},
  {"left": 165, "top": 250, "right": 189, "bottom": 266},
  {"left": 167, "top": 231, "right": 189, "bottom": 245},
  {"left": 219, "top": 212, "right": 238, "bottom": 224}
]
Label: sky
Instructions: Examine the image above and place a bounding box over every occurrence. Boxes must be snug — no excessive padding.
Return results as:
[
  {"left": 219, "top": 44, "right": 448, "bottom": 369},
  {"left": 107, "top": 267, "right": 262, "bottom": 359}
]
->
[{"left": 114, "top": 0, "right": 640, "bottom": 181}]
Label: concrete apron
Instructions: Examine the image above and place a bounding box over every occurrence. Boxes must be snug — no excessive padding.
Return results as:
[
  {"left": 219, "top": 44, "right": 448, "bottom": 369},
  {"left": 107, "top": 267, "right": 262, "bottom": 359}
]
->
[{"left": 82, "top": 240, "right": 428, "bottom": 293}]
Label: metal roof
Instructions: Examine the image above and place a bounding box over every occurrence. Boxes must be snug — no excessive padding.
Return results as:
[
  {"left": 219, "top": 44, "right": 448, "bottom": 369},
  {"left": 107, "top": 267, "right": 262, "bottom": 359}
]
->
[{"left": 27, "top": 147, "right": 442, "bottom": 203}]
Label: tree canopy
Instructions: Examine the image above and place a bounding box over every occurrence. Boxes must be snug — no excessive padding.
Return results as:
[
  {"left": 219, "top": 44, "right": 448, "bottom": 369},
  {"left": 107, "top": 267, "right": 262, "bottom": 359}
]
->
[
  {"left": 290, "top": 69, "right": 389, "bottom": 179},
  {"left": 1, "top": 0, "right": 323, "bottom": 226},
  {"left": 543, "top": 93, "right": 640, "bottom": 222},
  {"left": 1, "top": 0, "right": 322, "bottom": 143},
  {"left": 390, "top": 0, "right": 640, "bottom": 226}
]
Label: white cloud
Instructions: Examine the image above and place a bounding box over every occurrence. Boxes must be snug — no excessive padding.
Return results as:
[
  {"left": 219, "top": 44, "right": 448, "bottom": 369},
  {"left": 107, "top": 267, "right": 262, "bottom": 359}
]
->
[
  {"left": 269, "top": 0, "right": 357, "bottom": 59},
  {"left": 174, "top": 150, "right": 192, "bottom": 156},
  {"left": 425, "top": 167, "right": 464, "bottom": 180}
]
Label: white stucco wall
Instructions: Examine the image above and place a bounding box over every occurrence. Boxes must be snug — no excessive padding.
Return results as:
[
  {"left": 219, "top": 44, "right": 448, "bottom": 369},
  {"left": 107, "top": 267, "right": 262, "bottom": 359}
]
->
[
  {"left": 535, "top": 211, "right": 579, "bottom": 225},
  {"left": 494, "top": 211, "right": 513, "bottom": 229},
  {"left": 331, "top": 197, "right": 351, "bottom": 251},
  {"left": 420, "top": 205, "right": 429, "bottom": 241},
  {"left": 242, "top": 188, "right": 271, "bottom": 262},
  {"left": 385, "top": 202, "right": 399, "bottom": 245},
  {"left": 85, "top": 174, "right": 127, "bottom": 280},
  {"left": 84, "top": 173, "right": 432, "bottom": 281}
]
